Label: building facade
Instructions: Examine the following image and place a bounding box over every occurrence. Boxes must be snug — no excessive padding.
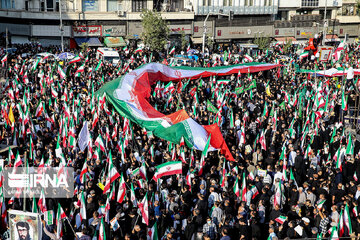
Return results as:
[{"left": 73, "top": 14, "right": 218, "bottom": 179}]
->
[{"left": 0, "top": 0, "right": 358, "bottom": 48}]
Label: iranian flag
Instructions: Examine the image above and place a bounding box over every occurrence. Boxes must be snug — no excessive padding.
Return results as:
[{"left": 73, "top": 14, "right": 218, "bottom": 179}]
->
[
  {"left": 97, "top": 63, "right": 279, "bottom": 162},
  {"left": 56, "top": 203, "right": 64, "bottom": 239},
  {"left": 58, "top": 203, "right": 67, "bottom": 220},
  {"left": 138, "top": 192, "right": 149, "bottom": 225},
  {"left": 300, "top": 51, "right": 309, "bottom": 60},
  {"left": 148, "top": 222, "right": 158, "bottom": 240},
  {"left": 35, "top": 101, "right": 44, "bottom": 117},
  {"left": 234, "top": 177, "right": 240, "bottom": 197},
  {"left": 343, "top": 204, "right": 353, "bottom": 236},
  {"left": 259, "top": 130, "right": 266, "bottom": 151},
  {"left": 329, "top": 227, "right": 339, "bottom": 240},
  {"left": 99, "top": 217, "right": 106, "bottom": 240},
  {"left": 103, "top": 153, "right": 121, "bottom": 193},
  {"left": 117, "top": 173, "right": 126, "bottom": 203},
  {"left": 57, "top": 65, "right": 66, "bottom": 79},
  {"left": 152, "top": 161, "right": 182, "bottom": 181},
  {"left": 169, "top": 46, "right": 176, "bottom": 55},
  {"left": 240, "top": 172, "right": 247, "bottom": 201},
  {"left": 79, "top": 161, "right": 87, "bottom": 183},
  {"left": 95, "top": 60, "right": 103, "bottom": 72},
  {"left": 79, "top": 192, "right": 87, "bottom": 221},
  {"left": 346, "top": 134, "right": 354, "bottom": 155},
  {"left": 38, "top": 189, "right": 47, "bottom": 213},
  {"left": 217, "top": 79, "right": 231, "bottom": 85},
  {"left": 244, "top": 54, "right": 253, "bottom": 62},
  {"left": 342, "top": 89, "right": 348, "bottom": 111},
  {"left": 134, "top": 47, "right": 143, "bottom": 53},
  {"left": 1, "top": 54, "right": 7, "bottom": 67},
  {"left": 275, "top": 216, "right": 287, "bottom": 225},
  {"left": 69, "top": 55, "right": 81, "bottom": 64},
  {"left": 95, "top": 134, "right": 106, "bottom": 152},
  {"left": 75, "top": 63, "right": 85, "bottom": 77}
]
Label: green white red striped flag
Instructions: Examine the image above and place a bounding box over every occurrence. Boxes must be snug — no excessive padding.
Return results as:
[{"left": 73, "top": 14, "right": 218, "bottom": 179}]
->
[
  {"left": 139, "top": 192, "right": 149, "bottom": 225},
  {"left": 346, "top": 134, "right": 354, "bottom": 155},
  {"left": 152, "top": 161, "right": 182, "bottom": 181},
  {"left": 97, "top": 63, "right": 279, "bottom": 162},
  {"left": 99, "top": 217, "right": 106, "bottom": 240},
  {"left": 275, "top": 215, "right": 287, "bottom": 225}
]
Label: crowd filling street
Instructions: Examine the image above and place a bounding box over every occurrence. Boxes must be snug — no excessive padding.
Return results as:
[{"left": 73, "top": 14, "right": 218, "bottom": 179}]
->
[{"left": 1, "top": 38, "right": 360, "bottom": 240}]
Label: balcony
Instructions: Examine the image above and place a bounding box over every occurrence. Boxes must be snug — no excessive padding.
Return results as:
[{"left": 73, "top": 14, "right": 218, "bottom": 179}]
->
[{"left": 196, "top": 5, "right": 278, "bottom": 15}]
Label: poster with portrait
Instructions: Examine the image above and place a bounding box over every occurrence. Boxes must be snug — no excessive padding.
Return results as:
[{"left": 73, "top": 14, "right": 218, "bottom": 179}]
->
[{"left": 8, "top": 210, "right": 42, "bottom": 240}]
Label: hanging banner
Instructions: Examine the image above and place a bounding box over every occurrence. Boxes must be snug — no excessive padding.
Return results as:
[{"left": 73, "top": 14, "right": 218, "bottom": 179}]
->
[
  {"left": 319, "top": 47, "right": 333, "bottom": 62},
  {"left": 8, "top": 210, "right": 42, "bottom": 240}
]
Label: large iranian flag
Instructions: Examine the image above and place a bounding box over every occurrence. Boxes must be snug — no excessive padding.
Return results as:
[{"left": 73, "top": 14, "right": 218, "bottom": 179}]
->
[
  {"left": 97, "top": 63, "right": 279, "bottom": 161},
  {"left": 152, "top": 161, "right": 182, "bottom": 181}
]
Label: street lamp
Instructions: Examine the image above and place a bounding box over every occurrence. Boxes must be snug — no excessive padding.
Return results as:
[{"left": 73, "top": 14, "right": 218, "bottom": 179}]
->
[
  {"left": 322, "top": 0, "right": 328, "bottom": 46},
  {"left": 202, "top": 11, "right": 233, "bottom": 54},
  {"left": 59, "top": 0, "right": 64, "bottom": 52}
]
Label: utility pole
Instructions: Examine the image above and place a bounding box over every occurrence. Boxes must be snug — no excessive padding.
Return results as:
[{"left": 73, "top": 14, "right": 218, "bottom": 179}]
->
[
  {"left": 59, "top": 0, "right": 64, "bottom": 52},
  {"left": 202, "top": 11, "right": 233, "bottom": 55},
  {"left": 322, "top": 0, "right": 327, "bottom": 46}
]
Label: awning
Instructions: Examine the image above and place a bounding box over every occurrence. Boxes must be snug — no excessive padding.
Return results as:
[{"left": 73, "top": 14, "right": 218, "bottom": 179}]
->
[
  {"left": 191, "top": 37, "right": 203, "bottom": 44},
  {"left": 104, "top": 37, "right": 126, "bottom": 47},
  {"left": 12, "top": 35, "right": 30, "bottom": 44},
  {"left": 325, "top": 34, "right": 340, "bottom": 42},
  {"left": 275, "top": 37, "right": 298, "bottom": 44},
  {"left": 75, "top": 37, "right": 103, "bottom": 47}
]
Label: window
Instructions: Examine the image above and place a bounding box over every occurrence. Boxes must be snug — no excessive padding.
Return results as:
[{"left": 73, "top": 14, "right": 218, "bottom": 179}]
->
[
  {"left": 1, "top": 0, "right": 13, "bottom": 9},
  {"left": 47, "top": 0, "right": 54, "bottom": 11},
  {"left": 342, "top": 4, "right": 357, "bottom": 16},
  {"left": 301, "top": 0, "right": 319, "bottom": 7},
  {"left": 132, "top": 0, "right": 146, "bottom": 12},
  {"left": 40, "top": 1, "right": 45, "bottom": 11},
  {"left": 108, "top": 0, "right": 118, "bottom": 11},
  {"left": 82, "top": 0, "right": 99, "bottom": 11}
]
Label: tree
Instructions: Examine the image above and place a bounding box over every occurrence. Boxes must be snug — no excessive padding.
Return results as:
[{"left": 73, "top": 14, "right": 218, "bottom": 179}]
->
[
  {"left": 206, "top": 33, "right": 214, "bottom": 50},
  {"left": 253, "top": 33, "right": 270, "bottom": 50},
  {"left": 80, "top": 43, "right": 88, "bottom": 53},
  {"left": 141, "top": 9, "right": 169, "bottom": 51},
  {"left": 180, "top": 30, "right": 187, "bottom": 50},
  {"left": 283, "top": 38, "right": 292, "bottom": 53}
]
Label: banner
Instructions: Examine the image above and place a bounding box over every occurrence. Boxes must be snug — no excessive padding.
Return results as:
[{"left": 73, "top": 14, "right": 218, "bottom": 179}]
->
[
  {"left": 78, "top": 121, "right": 90, "bottom": 152},
  {"left": 8, "top": 210, "right": 42, "bottom": 240},
  {"left": 97, "top": 62, "right": 280, "bottom": 161}
]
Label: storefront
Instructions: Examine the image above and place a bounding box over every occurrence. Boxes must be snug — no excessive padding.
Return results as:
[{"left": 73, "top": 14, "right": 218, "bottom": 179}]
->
[
  {"left": 32, "top": 25, "right": 71, "bottom": 47},
  {"left": 214, "top": 25, "right": 273, "bottom": 42},
  {"left": 72, "top": 25, "right": 103, "bottom": 48},
  {"left": 102, "top": 25, "right": 127, "bottom": 47}
]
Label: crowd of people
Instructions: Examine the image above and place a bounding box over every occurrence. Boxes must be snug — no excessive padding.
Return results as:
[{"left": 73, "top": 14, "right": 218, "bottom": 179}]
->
[{"left": 0, "top": 40, "right": 360, "bottom": 240}]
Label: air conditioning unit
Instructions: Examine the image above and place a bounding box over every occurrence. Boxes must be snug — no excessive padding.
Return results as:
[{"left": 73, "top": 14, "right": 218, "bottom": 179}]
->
[{"left": 117, "top": 10, "right": 124, "bottom": 16}]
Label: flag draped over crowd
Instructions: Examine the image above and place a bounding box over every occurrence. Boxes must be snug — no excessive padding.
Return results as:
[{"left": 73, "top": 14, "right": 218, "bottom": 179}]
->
[{"left": 97, "top": 62, "right": 280, "bottom": 161}]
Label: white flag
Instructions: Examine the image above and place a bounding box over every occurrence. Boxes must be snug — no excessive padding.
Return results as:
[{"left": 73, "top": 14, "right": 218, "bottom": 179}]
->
[{"left": 78, "top": 121, "right": 89, "bottom": 152}]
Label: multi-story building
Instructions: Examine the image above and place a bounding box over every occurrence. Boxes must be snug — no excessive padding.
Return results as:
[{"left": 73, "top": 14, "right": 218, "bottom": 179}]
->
[{"left": 0, "top": 0, "right": 356, "bottom": 48}]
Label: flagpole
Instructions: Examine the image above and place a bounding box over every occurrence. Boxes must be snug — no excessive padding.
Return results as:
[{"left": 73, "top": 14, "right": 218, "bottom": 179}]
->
[
  {"left": 65, "top": 218, "right": 79, "bottom": 240},
  {"left": 5, "top": 27, "right": 8, "bottom": 80},
  {"left": 23, "top": 151, "right": 27, "bottom": 211}
]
